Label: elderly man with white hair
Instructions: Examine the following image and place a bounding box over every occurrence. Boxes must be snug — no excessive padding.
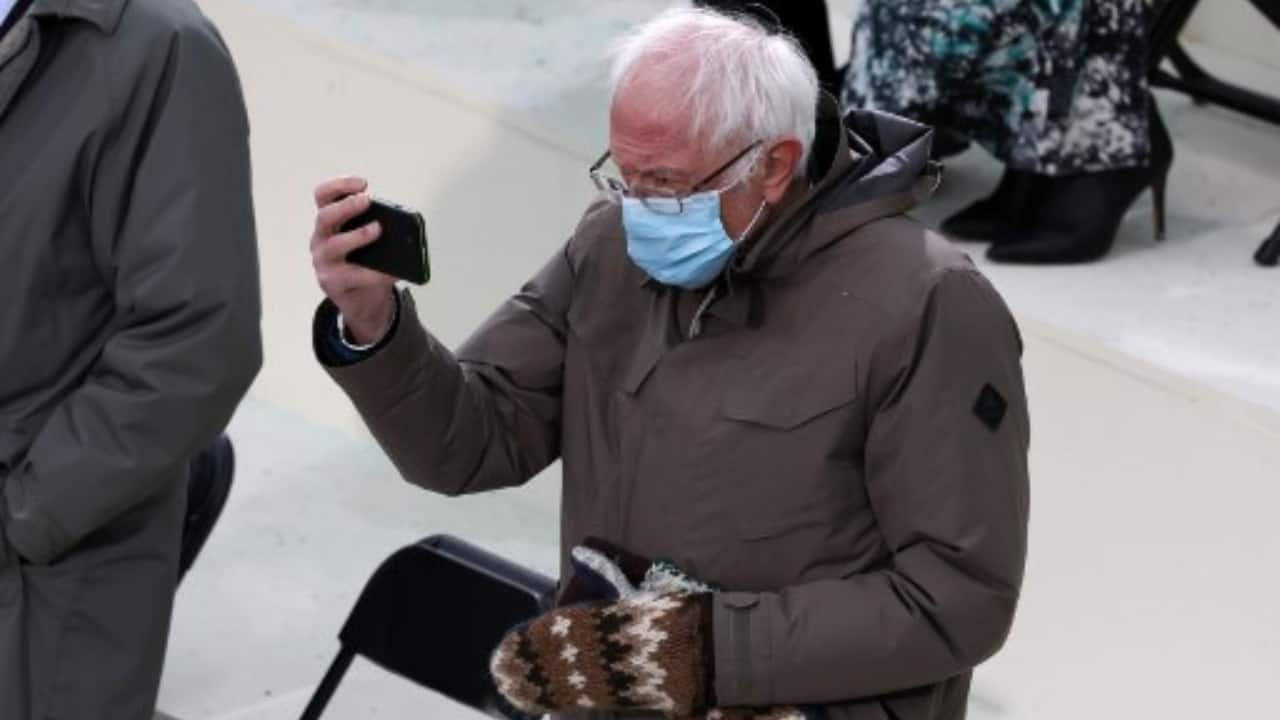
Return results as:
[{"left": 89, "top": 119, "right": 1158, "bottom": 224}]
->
[{"left": 309, "top": 7, "right": 1029, "bottom": 720}]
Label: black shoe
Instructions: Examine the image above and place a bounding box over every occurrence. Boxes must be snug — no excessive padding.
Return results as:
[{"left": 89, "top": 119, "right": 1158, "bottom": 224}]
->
[
  {"left": 987, "top": 99, "right": 1174, "bottom": 264},
  {"left": 941, "top": 168, "right": 1039, "bottom": 242},
  {"left": 179, "top": 434, "right": 235, "bottom": 582}
]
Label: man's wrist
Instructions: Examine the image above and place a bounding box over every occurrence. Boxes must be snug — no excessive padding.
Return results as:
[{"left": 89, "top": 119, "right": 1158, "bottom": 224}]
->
[{"left": 336, "top": 291, "right": 399, "bottom": 351}]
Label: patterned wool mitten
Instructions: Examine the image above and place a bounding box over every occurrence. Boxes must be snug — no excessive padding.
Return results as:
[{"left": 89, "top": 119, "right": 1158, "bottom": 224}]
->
[
  {"left": 491, "top": 592, "right": 713, "bottom": 716},
  {"left": 561, "top": 537, "right": 717, "bottom": 606},
  {"left": 513, "top": 539, "right": 809, "bottom": 719},
  {"left": 558, "top": 538, "right": 649, "bottom": 605},
  {"left": 642, "top": 559, "right": 717, "bottom": 595}
]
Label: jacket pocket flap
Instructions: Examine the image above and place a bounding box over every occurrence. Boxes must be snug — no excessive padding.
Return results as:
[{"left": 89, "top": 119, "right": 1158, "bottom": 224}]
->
[
  {"left": 720, "top": 363, "right": 858, "bottom": 431},
  {"left": 737, "top": 498, "right": 837, "bottom": 541}
]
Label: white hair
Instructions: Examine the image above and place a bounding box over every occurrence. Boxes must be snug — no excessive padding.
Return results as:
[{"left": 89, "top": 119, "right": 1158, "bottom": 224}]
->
[{"left": 607, "top": 7, "right": 820, "bottom": 173}]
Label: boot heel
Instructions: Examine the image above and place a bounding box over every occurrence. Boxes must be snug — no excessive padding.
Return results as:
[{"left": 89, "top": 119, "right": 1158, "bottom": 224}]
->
[{"left": 1152, "top": 171, "right": 1168, "bottom": 242}]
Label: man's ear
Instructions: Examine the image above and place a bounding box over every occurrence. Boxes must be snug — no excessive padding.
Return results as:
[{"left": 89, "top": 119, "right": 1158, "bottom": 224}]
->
[{"left": 760, "top": 138, "right": 804, "bottom": 204}]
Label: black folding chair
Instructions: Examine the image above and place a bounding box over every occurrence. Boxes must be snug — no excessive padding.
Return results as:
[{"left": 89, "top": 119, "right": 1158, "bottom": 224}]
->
[
  {"left": 299, "top": 535, "right": 558, "bottom": 719},
  {"left": 1150, "top": 0, "right": 1280, "bottom": 266}
]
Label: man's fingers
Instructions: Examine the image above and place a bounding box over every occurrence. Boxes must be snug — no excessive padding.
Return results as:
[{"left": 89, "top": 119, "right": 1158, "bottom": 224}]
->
[
  {"left": 314, "top": 221, "right": 381, "bottom": 265},
  {"left": 321, "top": 265, "right": 397, "bottom": 296},
  {"left": 342, "top": 265, "right": 398, "bottom": 291},
  {"left": 314, "top": 192, "right": 371, "bottom": 237},
  {"left": 313, "top": 176, "right": 367, "bottom": 209}
]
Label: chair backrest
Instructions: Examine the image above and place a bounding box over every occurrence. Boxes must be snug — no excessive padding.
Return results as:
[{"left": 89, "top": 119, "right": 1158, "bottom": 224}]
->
[{"left": 338, "top": 535, "right": 557, "bottom": 712}]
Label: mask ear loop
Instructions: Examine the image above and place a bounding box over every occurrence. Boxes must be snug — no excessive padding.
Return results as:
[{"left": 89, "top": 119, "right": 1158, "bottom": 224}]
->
[
  {"left": 730, "top": 143, "right": 771, "bottom": 245},
  {"left": 926, "top": 160, "right": 944, "bottom": 195},
  {"left": 737, "top": 199, "right": 770, "bottom": 243},
  {"left": 911, "top": 161, "right": 944, "bottom": 204},
  {"left": 692, "top": 195, "right": 768, "bottom": 340}
]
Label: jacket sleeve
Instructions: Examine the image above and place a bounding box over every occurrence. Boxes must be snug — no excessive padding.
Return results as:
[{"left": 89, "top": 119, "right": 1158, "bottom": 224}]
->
[
  {"left": 320, "top": 242, "right": 574, "bottom": 496},
  {"left": 713, "top": 268, "right": 1030, "bottom": 706},
  {"left": 1, "top": 22, "right": 262, "bottom": 565}
]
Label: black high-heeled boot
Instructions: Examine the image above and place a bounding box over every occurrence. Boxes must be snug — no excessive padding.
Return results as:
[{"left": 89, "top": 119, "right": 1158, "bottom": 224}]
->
[
  {"left": 941, "top": 168, "right": 1038, "bottom": 241},
  {"left": 987, "top": 100, "right": 1174, "bottom": 264}
]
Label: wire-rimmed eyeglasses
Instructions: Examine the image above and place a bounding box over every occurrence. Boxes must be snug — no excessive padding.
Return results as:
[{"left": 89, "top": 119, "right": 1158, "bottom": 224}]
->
[{"left": 589, "top": 140, "right": 764, "bottom": 215}]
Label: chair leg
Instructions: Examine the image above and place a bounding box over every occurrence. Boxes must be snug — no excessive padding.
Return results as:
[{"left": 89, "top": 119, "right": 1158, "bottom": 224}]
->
[
  {"left": 1149, "top": 0, "right": 1202, "bottom": 64},
  {"left": 1167, "top": 44, "right": 1214, "bottom": 92},
  {"left": 1256, "top": 222, "right": 1280, "bottom": 267},
  {"left": 298, "top": 647, "right": 356, "bottom": 720},
  {"left": 1166, "top": 44, "right": 1216, "bottom": 107}
]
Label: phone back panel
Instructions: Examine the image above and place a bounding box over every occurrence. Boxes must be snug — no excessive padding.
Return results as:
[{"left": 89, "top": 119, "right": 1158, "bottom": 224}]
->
[{"left": 341, "top": 198, "right": 430, "bottom": 285}]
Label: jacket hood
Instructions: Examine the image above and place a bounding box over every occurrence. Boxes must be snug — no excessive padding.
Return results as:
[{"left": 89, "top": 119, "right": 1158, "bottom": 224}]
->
[{"left": 732, "top": 93, "right": 941, "bottom": 279}]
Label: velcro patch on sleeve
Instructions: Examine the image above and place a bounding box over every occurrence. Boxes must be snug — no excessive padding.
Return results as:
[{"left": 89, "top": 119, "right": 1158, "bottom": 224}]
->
[{"left": 973, "top": 383, "right": 1008, "bottom": 432}]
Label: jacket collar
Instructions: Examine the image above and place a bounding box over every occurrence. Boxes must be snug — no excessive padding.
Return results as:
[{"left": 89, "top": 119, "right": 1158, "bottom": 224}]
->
[
  {"left": 729, "top": 92, "right": 939, "bottom": 281},
  {"left": 673, "top": 94, "right": 939, "bottom": 334},
  {"left": 1, "top": 0, "right": 124, "bottom": 119},
  {"left": 31, "top": 0, "right": 126, "bottom": 33}
]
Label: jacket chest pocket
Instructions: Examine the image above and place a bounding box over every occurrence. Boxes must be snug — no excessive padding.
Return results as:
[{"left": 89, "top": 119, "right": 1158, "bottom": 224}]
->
[
  {"left": 722, "top": 365, "right": 860, "bottom": 431},
  {"left": 717, "top": 358, "right": 867, "bottom": 545}
]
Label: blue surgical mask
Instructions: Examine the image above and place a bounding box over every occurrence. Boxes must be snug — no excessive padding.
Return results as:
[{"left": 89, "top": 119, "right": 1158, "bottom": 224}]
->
[{"left": 623, "top": 191, "right": 767, "bottom": 289}]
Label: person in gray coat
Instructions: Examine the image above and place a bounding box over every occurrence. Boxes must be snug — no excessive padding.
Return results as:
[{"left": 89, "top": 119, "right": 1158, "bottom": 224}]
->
[{"left": 0, "top": 1, "right": 262, "bottom": 717}]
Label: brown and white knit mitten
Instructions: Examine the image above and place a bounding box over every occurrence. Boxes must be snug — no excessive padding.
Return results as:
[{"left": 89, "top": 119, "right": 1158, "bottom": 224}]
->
[{"left": 490, "top": 592, "right": 713, "bottom": 716}]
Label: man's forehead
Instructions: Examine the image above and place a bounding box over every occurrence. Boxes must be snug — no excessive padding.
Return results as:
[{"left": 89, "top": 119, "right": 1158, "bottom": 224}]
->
[
  {"left": 608, "top": 141, "right": 694, "bottom": 177},
  {"left": 610, "top": 104, "right": 688, "bottom": 141},
  {"left": 608, "top": 105, "right": 699, "bottom": 175},
  {"left": 609, "top": 76, "right": 700, "bottom": 143}
]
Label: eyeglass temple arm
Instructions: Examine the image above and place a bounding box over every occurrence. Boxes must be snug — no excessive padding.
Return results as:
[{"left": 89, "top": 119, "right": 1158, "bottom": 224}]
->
[{"left": 691, "top": 140, "right": 765, "bottom": 193}]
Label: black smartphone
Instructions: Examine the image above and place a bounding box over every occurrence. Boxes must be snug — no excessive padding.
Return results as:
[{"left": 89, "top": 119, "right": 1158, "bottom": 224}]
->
[{"left": 340, "top": 197, "right": 431, "bottom": 285}]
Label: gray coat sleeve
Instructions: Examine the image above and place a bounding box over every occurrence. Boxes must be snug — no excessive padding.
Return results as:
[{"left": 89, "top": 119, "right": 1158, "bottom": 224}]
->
[
  {"left": 713, "top": 269, "right": 1030, "bottom": 705},
  {"left": 322, "top": 243, "right": 573, "bottom": 496},
  {"left": 1, "top": 21, "right": 262, "bottom": 565}
]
